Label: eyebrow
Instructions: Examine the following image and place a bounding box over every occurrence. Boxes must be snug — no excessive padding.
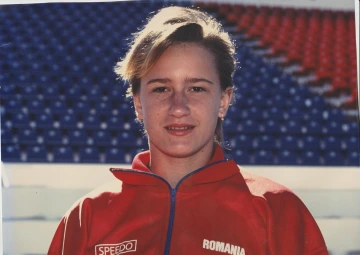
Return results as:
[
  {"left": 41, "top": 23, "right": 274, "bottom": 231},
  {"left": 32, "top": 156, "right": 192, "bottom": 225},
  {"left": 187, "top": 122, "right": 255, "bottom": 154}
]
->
[{"left": 146, "top": 77, "right": 214, "bottom": 86}]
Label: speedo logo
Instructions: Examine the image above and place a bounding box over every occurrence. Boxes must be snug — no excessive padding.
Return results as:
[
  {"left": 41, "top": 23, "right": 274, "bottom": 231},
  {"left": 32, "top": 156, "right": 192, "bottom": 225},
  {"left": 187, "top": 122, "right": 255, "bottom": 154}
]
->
[
  {"left": 95, "top": 240, "right": 137, "bottom": 255},
  {"left": 203, "top": 239, "right": 245, "bottom": 255}
]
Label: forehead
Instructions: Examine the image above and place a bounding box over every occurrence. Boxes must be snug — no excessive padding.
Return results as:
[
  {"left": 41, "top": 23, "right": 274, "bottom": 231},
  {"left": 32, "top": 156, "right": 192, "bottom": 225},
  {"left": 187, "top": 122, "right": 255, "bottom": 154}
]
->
[{"left": 141, "top": 43, "right": 219, "bottom": 82}]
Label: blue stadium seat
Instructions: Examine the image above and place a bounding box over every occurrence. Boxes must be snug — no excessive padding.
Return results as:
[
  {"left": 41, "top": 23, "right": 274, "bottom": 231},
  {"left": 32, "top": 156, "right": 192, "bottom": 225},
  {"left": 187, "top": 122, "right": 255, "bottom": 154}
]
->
[
  {"left": 324, "top": 151, "right": 344, "bottom": 166},
  {"left": 299, "top": 136, "right": 322, "bottom": 150},
  {"left": 263, "top": 119, "right": 281, "bottom": 134},
  {"left": 93, "top": 130, "right": 112, "bottom": 146},
  {"left": 223, "top": 118, "right": 239, "bottom": 132},
  {"left": 236, "top": 134, "right": 253, "bottom": 149},
  {"left": 36, "top": 113, "right": 54, "bottom": 128},
  {"left": 105, "top": 147, "right": 126, "bottom": 163},
  {"left": 284, "top": 120, "right": 302, "bottom": 135},
  {"left": 253, "top": 150, "right": 275, "bottom": 165},
  {"left": 323, "top": 136, "right": 344, "bottom": 150},
  {"left": 280, "top": 135, "right": 300, "bottom": 150},
  {"left": 1, "top": 84, "right": 16, "bottom": 99},
  {"left": 83, "top": 114, "right": 101, "bottom": 129},
  {"left": 301, "top": 151, "right": 322, "bottom": 165},
  {"left": 6, "top": 100, "right": 23, "bottom": 113},
  {"left": 238, "top": 119, "right": 261, "bottom": 134},
  {"left": 345, "top": 136, "right": 359, "bottom": 151},
  {"left": 262, "top": 106, "right": 282, "bottom": 121},
  {"left": 44, "top": 129, "right": 63, "bottom": 145},
  {"left": 95, "top": 100, "right": 112, "bottom": 113},
  {"left": 278, "top": 150, "right": 298, "bottom": 165},
  {"left": 27, "top": 99, "right": 45, "bottom": 112},
  {"left": 27, "top": 145, "right": 48, "bottom": 162},
  {"left": 1, "top": 129, "right": 14, "bottom": 144},
  {"left": 253, "top": 135, "right": 277, "bottom": 150},
  {"left": 18, "top": 128, "right": 38, "bottom": 144},
  {"left": 42, "top": 86, "right": 60, "bottom": 98},
  {"left": 116, "top": 131, "right": 137, "bottom": 146},
  {"left": 105, "top": 115, "right": 125, "bottom": 130},
  {"left": 233, "top": 149, "right": 251, "bottom": 165},
  {"left": 346, "top": 151, "right": 360, "bottom": 166},
  {"left": 12, "top": 113, "right": 30, "bottom": 130},
  {"left": 67, "top": 129, "right": 87, "bottom": 145},
  {"left": 60, "top": 113, "right": 78, "bottom": 128},
  {"left": 65, "top": 87, "right": 82, "bottom": 98},
  {"left": 304, "top": 120, "right": 324, "bottom": 135},
  {"left": 50, "top": 100, "right": 67, "bottom": 113},
  {"left": 73, "top": 101, "right": 91, "bottom": 113},
  {"left": 79, "top": 147, "right": 100, "bottom": 163},
  {"left": 1, "top": 145, "right": 21, "bottom": 162},
  {"left": 53, "top": 146, "right": 74, "bottom": 162}
]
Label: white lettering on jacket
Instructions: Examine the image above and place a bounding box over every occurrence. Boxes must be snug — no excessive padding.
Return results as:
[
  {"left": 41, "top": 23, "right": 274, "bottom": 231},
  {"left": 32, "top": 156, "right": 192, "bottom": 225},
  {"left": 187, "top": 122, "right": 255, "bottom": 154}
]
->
[
  {"left": 95, "top": 240, "right": 137, "bottom": 255},
  {"left": 203, "top": 239, "right": 245, "bottom": 255}
]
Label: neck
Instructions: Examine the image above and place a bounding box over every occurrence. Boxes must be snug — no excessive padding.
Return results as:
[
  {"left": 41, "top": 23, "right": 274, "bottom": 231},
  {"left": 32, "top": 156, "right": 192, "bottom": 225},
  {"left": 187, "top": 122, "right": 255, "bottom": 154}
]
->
[{"left": 149, "top": 145, "right": 214, "bottom": 188}]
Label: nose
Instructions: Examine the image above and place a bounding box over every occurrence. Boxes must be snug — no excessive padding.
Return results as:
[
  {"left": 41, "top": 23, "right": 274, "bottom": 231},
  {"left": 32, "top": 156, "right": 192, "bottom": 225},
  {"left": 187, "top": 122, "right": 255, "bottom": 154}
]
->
[{"left": 168, "top": 91, "right": 190, "bottom": 118}]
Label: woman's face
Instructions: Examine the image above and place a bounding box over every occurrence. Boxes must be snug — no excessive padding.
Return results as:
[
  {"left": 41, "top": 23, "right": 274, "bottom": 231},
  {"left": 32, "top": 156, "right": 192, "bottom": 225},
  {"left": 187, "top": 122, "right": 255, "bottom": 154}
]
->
[{"left": 134, "top": 43, "right": 232, "bottom": 159}]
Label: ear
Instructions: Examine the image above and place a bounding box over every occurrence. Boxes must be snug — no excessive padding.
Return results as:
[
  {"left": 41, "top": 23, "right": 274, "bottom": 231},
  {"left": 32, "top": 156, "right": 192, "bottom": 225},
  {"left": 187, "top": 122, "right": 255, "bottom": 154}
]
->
[
  {"left": 218, "top": 87, "right": 233, "bottom": 119},
  {"left": 133, "top": 94, "right": 143, "bottom": 121}
]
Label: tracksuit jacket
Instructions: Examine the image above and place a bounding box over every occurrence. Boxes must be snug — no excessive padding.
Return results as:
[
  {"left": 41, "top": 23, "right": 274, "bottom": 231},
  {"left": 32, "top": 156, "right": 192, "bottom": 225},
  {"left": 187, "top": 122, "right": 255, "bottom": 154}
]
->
[{"left": 48, "top": 146, "right": 328, "bottom": 255}]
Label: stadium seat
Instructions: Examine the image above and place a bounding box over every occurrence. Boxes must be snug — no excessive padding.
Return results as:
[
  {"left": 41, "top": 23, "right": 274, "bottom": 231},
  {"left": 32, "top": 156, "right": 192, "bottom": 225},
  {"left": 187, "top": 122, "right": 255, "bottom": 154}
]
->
[
  {"left": 79, "top": 147, "right": 100, "bottom": 163},
  {"left": 253, "top": 150, "right": 275, "bottom": 165},
  {"left": 1, "top": 145, "right": 22, "bottom": 162},
  {"left": 299, "top": 136, "right": 322, "bottom": 150},
  {"left": 60, "top": 113, "right": 78, "bottom": 128},
  {"left": 344, "top": 136, "right": 360, "bottom": 151},
  {"left": 323, "top": 136, "right": 344, "bottom": 150},
  {"left": 280, "top": 135, "right": 300, "bottom": 150},
  {"left": 105, "top": 147, "right": 126, "bottom": 163},
  {"left": 27, "top": 99, "right": 45, "bottom": 112},
  {"left": 27, "top": 145, "right": 48, "bottom": 162},
  {"left": 12, "top": 112, "right": 30, "bottom": 128},
  {"left": 233, "top": 149, "right": 251, "bottom": 165},
  {"left": 44, "top": 129, "right": 63, "bottom": 145},
  {"left": 50, "top": 100, "right": 68, "bottom": 113},
  {"left": 67, "top": 129, "right": 87, "bottom": 145},
  {"left": 301, "top": 151, "right": 322, "bottom": 165},
  {"left": 18, "top": 128, "right": 38, "bottom": 144},
  {"left": 278, "top": 150, "right": 298, "bottom": 165},
  {"left": 36, "top": 113, "right": 54, "bottom": 128},
  {"left": 253, "top": 135, "right": 277, "bottom": 150},
  {"left": 346, "top": 151, "right": 360, "bottom": 166},
  {"left": 116, "top": 131, "right": 137, "bottom": 146},
  {"left": 1, "top": 129, "right": 14, "bottom": 144},
  {"left": 93, "top": 130, "right": 112, "bottom": 146},
  {"left": 324, "top": 151, "right": 344, "bottom": 166},
  {"left": 53, "top": 146, "right": 74, "bottom": 162}
]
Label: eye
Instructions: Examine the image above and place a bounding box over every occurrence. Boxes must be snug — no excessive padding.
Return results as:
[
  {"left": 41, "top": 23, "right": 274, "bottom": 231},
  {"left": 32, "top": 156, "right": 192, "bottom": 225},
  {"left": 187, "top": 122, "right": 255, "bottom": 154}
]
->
[
  {"left": 190, "top": 86, "right": 205, "bottom": 92},
  {"left": 152, "top": 87, "right": 168, "bottom": 93}
]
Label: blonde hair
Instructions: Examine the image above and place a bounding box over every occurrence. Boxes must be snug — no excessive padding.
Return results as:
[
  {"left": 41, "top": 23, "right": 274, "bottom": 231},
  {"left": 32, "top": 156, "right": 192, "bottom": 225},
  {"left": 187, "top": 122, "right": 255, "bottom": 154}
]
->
[{"left": 114, "top": 6, "right": 236, "bottom": 145}]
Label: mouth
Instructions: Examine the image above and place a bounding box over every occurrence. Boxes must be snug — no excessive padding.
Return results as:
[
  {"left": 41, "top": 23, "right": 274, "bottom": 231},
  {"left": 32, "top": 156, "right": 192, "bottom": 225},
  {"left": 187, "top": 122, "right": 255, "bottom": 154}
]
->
[
  {"left": 164, "top": 124, "right": 195, "bottom": 136},
  {"left": 165, "top": 126, "right": 194, "bottom": 130}
]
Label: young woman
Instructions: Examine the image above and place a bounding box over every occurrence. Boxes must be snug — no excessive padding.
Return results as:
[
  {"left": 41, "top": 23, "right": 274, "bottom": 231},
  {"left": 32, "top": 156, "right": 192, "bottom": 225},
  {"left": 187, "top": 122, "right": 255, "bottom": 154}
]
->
[{"left": 49, "top": 6, "right": 328, "bottom": 255}]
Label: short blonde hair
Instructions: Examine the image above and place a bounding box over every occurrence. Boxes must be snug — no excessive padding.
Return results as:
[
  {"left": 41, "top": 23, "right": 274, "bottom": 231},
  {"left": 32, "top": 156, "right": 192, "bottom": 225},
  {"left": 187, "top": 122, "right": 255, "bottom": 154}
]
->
[{"left": 114, "top": 6, "right": 237, "bottom": 145}]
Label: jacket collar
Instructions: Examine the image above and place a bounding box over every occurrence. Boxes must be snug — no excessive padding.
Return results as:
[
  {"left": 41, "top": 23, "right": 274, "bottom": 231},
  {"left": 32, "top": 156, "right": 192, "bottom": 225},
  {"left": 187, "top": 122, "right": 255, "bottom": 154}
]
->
[{"left": 110, "top": 145, "right": 240, "bottom": 187}]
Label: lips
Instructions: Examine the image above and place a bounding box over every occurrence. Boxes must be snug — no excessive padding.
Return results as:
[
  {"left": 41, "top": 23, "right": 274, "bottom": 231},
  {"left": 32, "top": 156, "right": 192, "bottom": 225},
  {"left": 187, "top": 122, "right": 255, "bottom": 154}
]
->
[
  {"left": 166, "top": 126, "right": 193, "bottom": 130},
  {"left": 165, "top": 124, "right": 195, "bottom": 136}
]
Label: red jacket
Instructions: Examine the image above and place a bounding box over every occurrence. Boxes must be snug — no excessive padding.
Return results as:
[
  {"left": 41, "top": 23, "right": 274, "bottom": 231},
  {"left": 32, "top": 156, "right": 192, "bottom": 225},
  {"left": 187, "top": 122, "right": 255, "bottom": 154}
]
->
[{"left": 49, "top": 146, "right": 328, "bottom": 255}]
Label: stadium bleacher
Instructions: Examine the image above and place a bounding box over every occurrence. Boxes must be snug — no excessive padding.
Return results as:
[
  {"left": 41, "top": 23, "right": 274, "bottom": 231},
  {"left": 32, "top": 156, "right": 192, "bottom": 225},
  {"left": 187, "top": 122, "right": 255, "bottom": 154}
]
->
[
  {"left": 1, "top": 1, "right": 359, "bottom": 254},
  {"left": 1, "top": 1, "right": 359, "bottom": 166}
]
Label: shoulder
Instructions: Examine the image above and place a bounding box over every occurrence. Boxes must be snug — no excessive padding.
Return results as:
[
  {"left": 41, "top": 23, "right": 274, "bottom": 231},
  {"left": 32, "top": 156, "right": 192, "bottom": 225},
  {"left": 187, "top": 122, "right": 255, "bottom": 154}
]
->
[
  {"left": 64, "top": 180, "right": 123, "bottom": 217},
  {"left": 237, "top": 165, "right": 304, "bottom": 207},
  {"left": 238, "top": 165, "right": 293, "bottom": 196}
]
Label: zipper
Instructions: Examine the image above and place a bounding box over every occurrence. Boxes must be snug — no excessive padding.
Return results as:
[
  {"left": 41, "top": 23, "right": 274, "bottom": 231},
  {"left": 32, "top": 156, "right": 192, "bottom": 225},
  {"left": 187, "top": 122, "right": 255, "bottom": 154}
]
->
[
  {"left": 112, "top": 159, "right": 228, "bottom": 255},
  {"left": 164, "top": 188, "right": 176, "bottom": 255}
]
